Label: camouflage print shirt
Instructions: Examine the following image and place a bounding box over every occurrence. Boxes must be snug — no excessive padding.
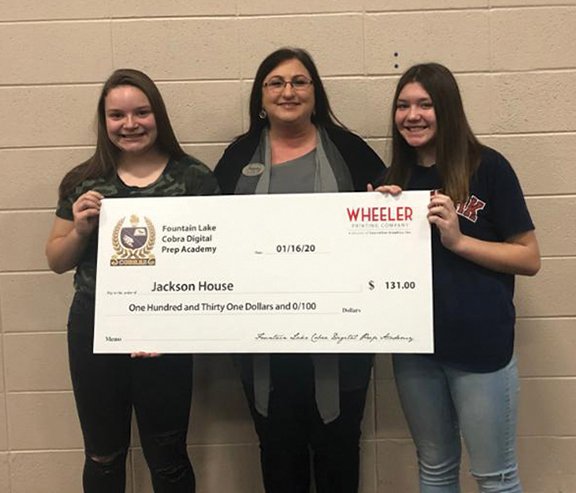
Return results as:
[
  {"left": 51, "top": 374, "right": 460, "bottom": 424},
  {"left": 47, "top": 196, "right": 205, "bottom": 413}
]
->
[{"left": 56, "top": 155, "right": 219, "bottom": 296}]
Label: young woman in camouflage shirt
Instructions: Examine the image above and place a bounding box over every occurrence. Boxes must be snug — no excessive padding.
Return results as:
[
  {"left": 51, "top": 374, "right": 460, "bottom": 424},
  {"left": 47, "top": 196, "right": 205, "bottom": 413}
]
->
[{"left": 46, "top": 69, "right": 219, "bottom": 493}]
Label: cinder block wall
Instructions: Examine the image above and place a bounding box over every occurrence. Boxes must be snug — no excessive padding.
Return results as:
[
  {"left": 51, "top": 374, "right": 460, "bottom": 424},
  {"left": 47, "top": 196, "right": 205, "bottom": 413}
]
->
[{"left": 1, "top": 2, "right": 575, "bottom": 492}]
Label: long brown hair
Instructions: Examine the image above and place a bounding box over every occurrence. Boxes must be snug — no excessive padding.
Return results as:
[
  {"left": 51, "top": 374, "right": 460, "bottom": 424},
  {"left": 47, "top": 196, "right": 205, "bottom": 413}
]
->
[
  {"left": 59, "top": 68, "right": 186, "bottom": 200},
  {"left": 386, "top": 63, "right": 482, "bottom": 204}
]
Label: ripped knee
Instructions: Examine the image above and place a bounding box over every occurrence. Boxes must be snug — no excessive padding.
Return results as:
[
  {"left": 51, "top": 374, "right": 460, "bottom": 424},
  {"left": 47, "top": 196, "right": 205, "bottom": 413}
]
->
[
  {"left": 143, "top": 430, "right": 193, "bottom": 484},
  {"left": 85, "top": 448, "right": 127, "bottom": 476},
  {"left": 153, "top": 462, "right": 192, "bottom": 484},
  {"left": 471, "top": 466, "right": 521, "bottom": 492}
]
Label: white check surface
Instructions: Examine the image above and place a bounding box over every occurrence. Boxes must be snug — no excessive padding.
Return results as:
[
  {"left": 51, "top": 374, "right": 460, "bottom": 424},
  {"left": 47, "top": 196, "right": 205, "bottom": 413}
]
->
[{"left": 94, "top": 191, "right": 433, "bottom": 353}]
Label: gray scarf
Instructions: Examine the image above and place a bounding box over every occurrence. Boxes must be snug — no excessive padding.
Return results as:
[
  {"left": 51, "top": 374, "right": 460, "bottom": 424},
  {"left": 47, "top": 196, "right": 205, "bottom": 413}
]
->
[{"left": 235, "top": 127, "right": 354, "bottom": 423}]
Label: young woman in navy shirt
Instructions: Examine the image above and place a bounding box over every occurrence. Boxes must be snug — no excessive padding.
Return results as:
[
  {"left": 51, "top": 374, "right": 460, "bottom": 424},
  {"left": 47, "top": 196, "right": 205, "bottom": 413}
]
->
[{"left": 379, "top": 63, "right": 540, "bottom": 493}]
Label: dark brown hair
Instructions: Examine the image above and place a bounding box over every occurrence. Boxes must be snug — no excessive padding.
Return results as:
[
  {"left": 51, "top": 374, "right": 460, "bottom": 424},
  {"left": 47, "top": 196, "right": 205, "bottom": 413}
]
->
[
  {"left": 243, "top": 47, "right": 346, "bottom": 136},
  {"left": 59, "top": 68, "right": 186, "bottom": 199},
  {"left": 386, "top": 63, "right": 481, "bottom": 204}
]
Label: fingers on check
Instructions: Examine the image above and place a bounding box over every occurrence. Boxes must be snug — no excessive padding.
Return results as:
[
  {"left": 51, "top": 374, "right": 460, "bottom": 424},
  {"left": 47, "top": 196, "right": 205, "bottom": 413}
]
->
[
  {"left": 370, "top": 184, "right": 403, "bottom": 195},
  {"left": 429, "top": 194, "right": 454, "bottom": 213},
  {"left": 84, "top": 190, "right": 104, "bottom": 205},
  {"left": 385, "top": 185, "right": 402, "bottom": 195},
  {"left": 75, "top": 191, "right": 103, "bottom": 211},
  {"left": 130, "top": 351, "right": 161, "bottom": 358}
]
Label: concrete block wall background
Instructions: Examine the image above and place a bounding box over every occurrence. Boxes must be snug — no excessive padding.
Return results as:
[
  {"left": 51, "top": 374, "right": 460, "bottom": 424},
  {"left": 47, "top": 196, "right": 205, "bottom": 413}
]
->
[{"left": 1, "top": 1, "right": 575, "bottom": 491}]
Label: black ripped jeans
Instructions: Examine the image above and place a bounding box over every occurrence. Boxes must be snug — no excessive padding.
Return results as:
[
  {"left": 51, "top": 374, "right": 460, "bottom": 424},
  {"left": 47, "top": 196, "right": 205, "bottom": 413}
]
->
[{"left": 67, "top": 293, "right": 195, "bottom": 492}]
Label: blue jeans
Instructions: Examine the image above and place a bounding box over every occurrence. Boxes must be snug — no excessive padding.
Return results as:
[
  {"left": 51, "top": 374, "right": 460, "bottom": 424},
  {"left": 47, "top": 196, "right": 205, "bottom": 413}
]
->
[{"left": 393, "top": 354, "right": 522, "bottom": 493}]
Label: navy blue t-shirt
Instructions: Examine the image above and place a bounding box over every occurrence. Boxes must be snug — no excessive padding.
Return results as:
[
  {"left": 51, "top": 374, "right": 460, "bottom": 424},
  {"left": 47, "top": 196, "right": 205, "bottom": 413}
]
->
[{"left": 407, "top": 147, "right": 534, "bottom": 372}]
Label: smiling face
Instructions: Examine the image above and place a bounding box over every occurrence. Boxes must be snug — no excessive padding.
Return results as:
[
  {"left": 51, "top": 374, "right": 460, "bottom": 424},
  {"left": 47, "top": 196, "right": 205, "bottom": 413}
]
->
[
  {"left": 105, "top": 85, "right": 158, "bottom": 155},
  {"left": 394, "top": 82, "right": 437, "bottom": 165},
  {"left": 261, "top": 58, "right": 315, "bottom": 130}
]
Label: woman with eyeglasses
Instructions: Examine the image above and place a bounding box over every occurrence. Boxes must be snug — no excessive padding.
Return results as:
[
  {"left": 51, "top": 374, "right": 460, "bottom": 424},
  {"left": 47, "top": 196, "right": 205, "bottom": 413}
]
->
[{"left": 214, "top": 47, "right": 385, "bottom": 493}]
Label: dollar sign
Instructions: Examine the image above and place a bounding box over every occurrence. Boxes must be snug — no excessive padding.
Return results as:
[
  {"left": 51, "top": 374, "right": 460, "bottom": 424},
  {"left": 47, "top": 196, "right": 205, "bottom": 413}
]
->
[{"left": 368, "top": 280, "right": 375, "bottom": 290}]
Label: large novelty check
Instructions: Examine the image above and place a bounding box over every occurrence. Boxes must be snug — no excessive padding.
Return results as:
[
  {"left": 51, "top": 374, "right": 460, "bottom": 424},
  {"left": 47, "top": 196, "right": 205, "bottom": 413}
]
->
[{"left": 94, "top": 192, "right": 433, "bottom": 353}]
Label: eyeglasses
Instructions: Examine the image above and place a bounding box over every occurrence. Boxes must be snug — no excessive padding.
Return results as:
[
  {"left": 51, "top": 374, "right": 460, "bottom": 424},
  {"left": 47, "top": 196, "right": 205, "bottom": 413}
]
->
[{"left": 263, "top": 77, "right": 313, "bottom": 92}]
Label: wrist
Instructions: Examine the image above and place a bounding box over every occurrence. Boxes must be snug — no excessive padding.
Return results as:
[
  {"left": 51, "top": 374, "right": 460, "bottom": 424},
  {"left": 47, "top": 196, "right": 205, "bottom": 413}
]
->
[
  {"left": 72, "top": 225, "right": 92, "bottom": 242},
  {"left": 446, "top": 233, "right": 467, "bottom": 255}
]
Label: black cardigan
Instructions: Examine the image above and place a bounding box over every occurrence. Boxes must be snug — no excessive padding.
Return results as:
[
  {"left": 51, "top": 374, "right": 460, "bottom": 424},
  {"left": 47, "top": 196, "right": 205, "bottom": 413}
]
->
[{"left": 214, "top": 125, "right": 385, "bottom": 194}]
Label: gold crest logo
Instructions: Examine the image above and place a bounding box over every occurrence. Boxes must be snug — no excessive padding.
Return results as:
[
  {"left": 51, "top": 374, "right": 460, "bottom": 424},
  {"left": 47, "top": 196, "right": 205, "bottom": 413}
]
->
[{"left": 110, "top": 214, "right": 156, "bottom": 266}]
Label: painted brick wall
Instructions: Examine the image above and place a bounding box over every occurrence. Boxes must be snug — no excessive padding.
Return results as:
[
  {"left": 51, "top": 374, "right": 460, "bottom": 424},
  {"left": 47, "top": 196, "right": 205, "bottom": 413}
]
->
[{"left": 1, "top": 2, "right": 574, "bottom": 491}]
